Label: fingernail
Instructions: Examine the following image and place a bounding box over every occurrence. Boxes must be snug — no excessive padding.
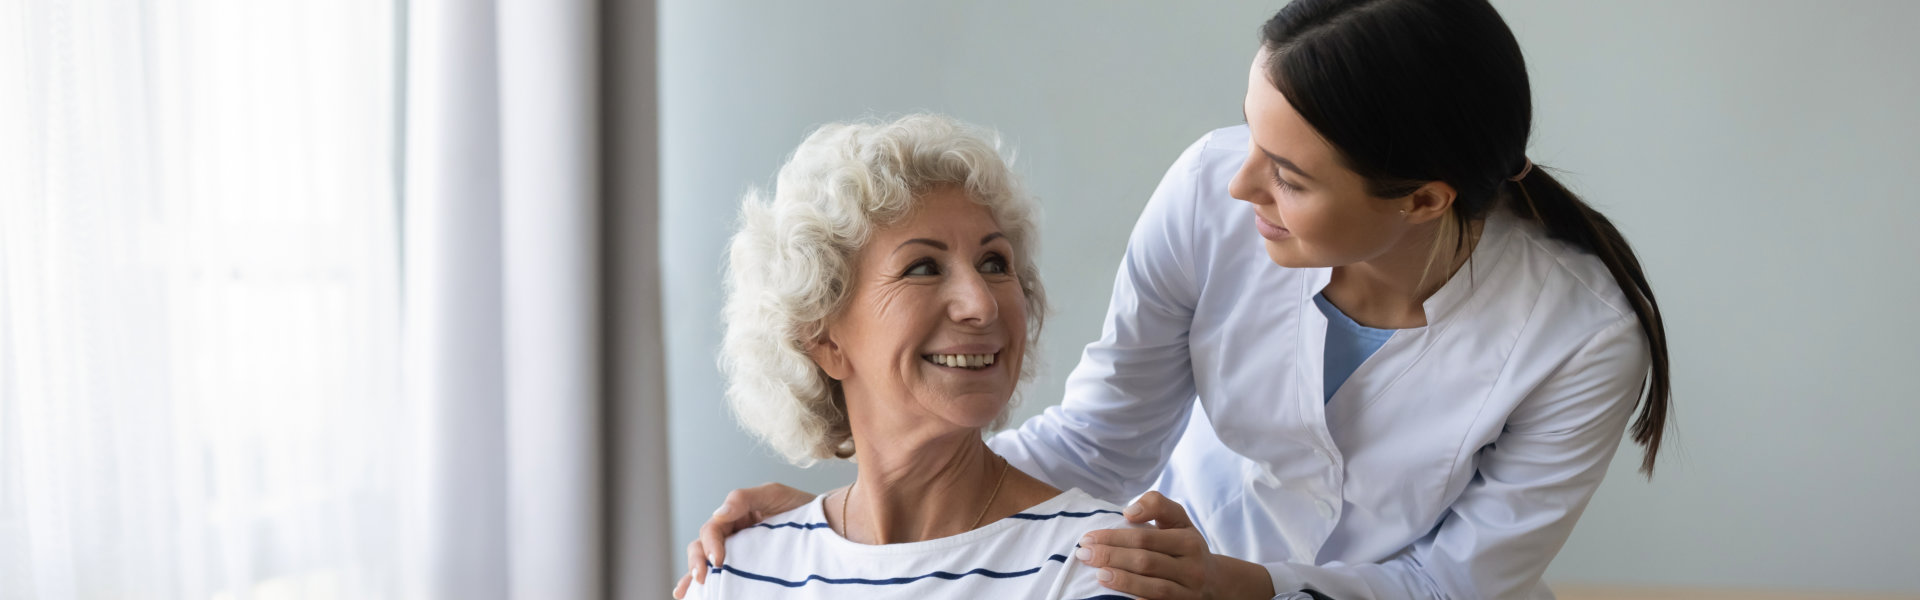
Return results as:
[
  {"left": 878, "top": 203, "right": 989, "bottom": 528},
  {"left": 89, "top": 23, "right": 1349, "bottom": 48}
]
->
[
  {"left": 708, "top": 554, "right": 718, "bottom": 567},
  {"left": 712, "top": 505, "right": 729, "bottom": 517},
  {"left": 1074, "top": 547, "right": 1091, "bottom": 561},
  {"left": 1096, "top": 568, "right": 1114, "bottom": 582},
  {"left": 1124, "top": 503, "right": 1142, "bottom": 516},
  {"left": 1080, "top": 535, "right": 1093, "bottom": 547}
]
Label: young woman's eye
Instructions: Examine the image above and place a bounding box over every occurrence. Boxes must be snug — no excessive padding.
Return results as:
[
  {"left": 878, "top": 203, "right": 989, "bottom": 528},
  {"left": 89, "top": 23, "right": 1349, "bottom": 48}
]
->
[
  {"left": 979, "top": 254, "right": 1010, "bottom": 275},
  {"left": 902, "top": 258, "right": 939, "bottom": 277},
  {"left": 1269, "top": 166, "right": 1300, "bottom": 192}
]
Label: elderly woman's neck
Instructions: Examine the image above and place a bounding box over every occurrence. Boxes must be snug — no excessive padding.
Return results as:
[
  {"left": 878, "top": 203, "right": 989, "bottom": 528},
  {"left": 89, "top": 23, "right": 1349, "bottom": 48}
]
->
[{"left": 840, "top": 430, "right": 1006, "bottom": 544}]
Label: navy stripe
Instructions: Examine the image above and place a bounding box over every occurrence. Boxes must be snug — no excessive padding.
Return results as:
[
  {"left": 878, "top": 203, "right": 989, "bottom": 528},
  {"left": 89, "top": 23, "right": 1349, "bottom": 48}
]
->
[
  {"left": 750, "top": 521, "right": 831, "bottom": 530},
  {"left": 709, "top": 550, "right": 1081, "bottom": 588},
  {"left": 1071, "top": 596, "right": 1133, "bottom": 600},
  {"left": 750, "top": 508, "right": 1116, "bottom": 531},
  {"left": 1006, "top": 509, "right": 1123, "bottom": 521},
  {"left": 712, "top": 563, "right": 1045, "bottom": 588}
]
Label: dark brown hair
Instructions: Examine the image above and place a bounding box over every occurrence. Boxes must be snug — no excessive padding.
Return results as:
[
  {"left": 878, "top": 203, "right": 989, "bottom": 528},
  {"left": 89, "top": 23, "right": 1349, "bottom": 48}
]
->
[{"left": 1261, "top": 0, "right": 1672, "bottom": 475}]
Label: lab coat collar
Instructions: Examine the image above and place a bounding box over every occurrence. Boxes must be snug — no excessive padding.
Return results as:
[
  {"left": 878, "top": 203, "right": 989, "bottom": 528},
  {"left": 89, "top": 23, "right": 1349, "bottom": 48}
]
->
[{"left": 1299, "top": 211, "right": 1521, "bottom": 329}]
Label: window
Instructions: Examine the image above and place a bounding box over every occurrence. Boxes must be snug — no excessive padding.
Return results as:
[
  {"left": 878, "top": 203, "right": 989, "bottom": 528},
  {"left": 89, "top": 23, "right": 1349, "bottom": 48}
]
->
[{"left": 1, "top": 2, "right": 413, "bottom": 598}]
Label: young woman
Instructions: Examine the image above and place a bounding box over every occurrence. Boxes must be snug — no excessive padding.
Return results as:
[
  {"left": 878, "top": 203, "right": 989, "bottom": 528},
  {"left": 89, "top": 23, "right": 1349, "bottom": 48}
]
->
[{"left": 678, "top": 1, "right": 1670, "bottom": 598}]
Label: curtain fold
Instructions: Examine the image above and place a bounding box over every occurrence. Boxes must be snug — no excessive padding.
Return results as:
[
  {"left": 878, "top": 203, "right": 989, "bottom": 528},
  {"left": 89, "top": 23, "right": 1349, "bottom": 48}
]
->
[
  {"left": 401, "top": 0, "right": 510, "bottom": 597},
  {"left": 497, "top": 0, "right": 604, "bottom": 597},
  {"left": 602, "top": 0, "right": 672, "bottom": 595},
  {"left": 408, "top": 0, "right": 666, "bottom": 597}
]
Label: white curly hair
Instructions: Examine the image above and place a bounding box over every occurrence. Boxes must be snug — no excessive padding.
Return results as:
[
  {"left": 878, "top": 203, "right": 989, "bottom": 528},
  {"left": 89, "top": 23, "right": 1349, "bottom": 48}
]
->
[{"left": 720, "top": 114, "right": 1048, "bottom": 466}]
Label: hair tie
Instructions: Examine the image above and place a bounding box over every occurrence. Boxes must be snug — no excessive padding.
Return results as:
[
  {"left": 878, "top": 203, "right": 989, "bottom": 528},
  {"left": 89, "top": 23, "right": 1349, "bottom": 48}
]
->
[{"left": 1508, "top": 158, "right": 1534, "bottom": 182}]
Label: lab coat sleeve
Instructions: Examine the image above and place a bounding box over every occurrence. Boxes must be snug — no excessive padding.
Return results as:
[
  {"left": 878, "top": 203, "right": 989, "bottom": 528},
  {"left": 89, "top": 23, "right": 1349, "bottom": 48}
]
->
[
  {"left": 988, "top": 136, "right": 1209, "bottom": 504},
  {"left": 1265, "top": 316, "right": 1651, "bottom": 599}
]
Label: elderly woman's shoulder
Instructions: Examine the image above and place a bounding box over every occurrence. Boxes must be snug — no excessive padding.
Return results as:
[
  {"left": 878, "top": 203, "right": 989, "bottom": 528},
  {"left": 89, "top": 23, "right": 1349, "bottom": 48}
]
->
[
  {"left": 1001, "top": 488, "right": 1147, "bottom": 543},
  {"left": 1005, "top": 489, "right": 1146, "bottom": 599},
  {"left": 684, "top": 497, "right": 830, "bottom": 600},
  {"left": 723, "top": 494, "right": 830, "bottom": 546}
]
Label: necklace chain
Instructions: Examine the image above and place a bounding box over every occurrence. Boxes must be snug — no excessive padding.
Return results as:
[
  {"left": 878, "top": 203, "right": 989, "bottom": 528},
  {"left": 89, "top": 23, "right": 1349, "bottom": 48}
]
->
[
  {"left": 839, "top": 454, "right": 1010, "bottom": 543},
  {"left": 970, "top": 456, "right": 1010, "bottom": 530}
]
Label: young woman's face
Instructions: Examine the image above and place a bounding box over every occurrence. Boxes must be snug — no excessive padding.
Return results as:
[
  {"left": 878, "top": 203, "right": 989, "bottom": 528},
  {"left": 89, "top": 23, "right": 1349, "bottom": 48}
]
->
[
  {"left": 1228, "top": 51, "right": 1413, "bottom": 269},
  {"left": 816, "top": 186, "right": 1027, "bottom": 435}
]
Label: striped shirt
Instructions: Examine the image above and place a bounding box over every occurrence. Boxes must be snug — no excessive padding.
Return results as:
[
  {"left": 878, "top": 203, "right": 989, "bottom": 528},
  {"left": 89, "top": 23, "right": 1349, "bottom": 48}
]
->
[{"left": 685, "top": 488, "right": 1140, "bottom": 600}]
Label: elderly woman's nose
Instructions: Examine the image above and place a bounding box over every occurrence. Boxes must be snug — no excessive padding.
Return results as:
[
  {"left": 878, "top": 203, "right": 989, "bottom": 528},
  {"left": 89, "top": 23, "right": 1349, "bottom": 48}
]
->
[{"left": 945, "top": 271, "right": 999, "bottom": 325}]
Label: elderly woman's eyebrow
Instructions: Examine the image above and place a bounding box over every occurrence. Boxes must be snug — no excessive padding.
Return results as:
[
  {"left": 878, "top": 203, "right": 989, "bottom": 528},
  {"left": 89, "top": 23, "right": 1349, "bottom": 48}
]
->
[
  {"left": 892, "top": 238, "right": 948, "bottom": 256},
  {"left": 891, "top": 232, "right": 1008, "bottom": 257}
]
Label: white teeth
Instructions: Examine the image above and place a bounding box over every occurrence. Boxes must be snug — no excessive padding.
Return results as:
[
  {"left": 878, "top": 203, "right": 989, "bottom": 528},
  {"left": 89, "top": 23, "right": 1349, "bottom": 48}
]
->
[{"left": 926, "top": 353, "right": 996, "bottom": 369}]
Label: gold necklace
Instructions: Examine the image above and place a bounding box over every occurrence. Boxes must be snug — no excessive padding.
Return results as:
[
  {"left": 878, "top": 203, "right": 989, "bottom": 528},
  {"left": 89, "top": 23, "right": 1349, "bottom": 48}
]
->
[
  {"left": 970, "top": 456, "right": 1011, "bottom": 530},
  {"left": 839, "top": 455, "right": 1011, "bottom": 542}
]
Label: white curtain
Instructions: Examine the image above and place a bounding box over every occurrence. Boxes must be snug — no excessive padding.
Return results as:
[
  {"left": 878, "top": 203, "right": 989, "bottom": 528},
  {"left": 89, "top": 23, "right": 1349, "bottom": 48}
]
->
[
  {"left": 0, "top": 1, "right": 415, "bottom": 599},
  {"left": 1, "top": 0, "right": 669, "bottom": 598},
  {"left": 403, "top": 0, "right": 625, "bottom": 597}
]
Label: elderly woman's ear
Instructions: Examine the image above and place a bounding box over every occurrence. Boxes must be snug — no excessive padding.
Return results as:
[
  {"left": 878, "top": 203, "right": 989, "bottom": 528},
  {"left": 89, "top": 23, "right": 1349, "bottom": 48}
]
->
[{"left": 806, "top": 337, "right": 852, "bottom": 381}]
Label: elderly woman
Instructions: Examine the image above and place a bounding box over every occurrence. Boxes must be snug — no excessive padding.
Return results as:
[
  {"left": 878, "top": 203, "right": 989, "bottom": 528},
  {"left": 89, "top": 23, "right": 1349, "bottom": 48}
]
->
[{"left": 683, "top": 114, "right": 1136, "bottom": 599}]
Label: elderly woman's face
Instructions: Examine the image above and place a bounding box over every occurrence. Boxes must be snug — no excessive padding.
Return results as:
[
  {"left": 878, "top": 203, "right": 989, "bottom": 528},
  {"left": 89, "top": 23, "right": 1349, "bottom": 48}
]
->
[{"left": 813, "top": 185, "right": 1027, "bottom": 432}]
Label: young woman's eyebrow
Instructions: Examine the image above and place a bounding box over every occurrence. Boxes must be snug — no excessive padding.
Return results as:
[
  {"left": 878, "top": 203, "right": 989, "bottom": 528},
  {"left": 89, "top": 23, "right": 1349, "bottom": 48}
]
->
[
  {"left": 1242, "top": 106, "right": 1317, "bottom": 181},
  {"left": 1259, "top": 146, "right": 1316, "bottom": 181}
]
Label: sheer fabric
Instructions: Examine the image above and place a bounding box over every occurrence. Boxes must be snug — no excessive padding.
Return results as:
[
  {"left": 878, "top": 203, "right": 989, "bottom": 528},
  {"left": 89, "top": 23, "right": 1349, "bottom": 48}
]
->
[{"left": 0, "top": 2, "right": 413, "bottom": 598}]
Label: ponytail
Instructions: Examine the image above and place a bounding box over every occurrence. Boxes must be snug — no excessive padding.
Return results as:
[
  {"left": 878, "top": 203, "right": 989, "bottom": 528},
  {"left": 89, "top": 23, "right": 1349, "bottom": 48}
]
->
[{"left": 1509, "top": 168, "right": 1671, "bottom": 475}]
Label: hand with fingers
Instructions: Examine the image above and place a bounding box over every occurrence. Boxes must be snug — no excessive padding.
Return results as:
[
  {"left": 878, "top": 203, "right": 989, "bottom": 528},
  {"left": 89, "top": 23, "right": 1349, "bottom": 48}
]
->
[
  {"left": 1075, "top": 491, "right": 1276, "bottom": 600},
  {"left": 671, "top": 483, "right": 817, "bottom": 600}
]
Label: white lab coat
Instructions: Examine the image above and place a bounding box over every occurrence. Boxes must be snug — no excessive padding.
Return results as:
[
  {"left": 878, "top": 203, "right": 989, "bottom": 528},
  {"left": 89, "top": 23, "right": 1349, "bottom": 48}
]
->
[{"left": 989, "top": 125, "right": 1651, "bottom": 600}]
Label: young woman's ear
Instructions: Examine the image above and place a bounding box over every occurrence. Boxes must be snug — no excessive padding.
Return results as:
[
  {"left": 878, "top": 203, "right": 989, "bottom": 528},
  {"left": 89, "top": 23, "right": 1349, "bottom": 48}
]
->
[
  {"left": 806, "top": 335, "right": 853, "bottom": 381},
  {"left": 1397, "top": 180, "right": 1458, "bottom": 225}
]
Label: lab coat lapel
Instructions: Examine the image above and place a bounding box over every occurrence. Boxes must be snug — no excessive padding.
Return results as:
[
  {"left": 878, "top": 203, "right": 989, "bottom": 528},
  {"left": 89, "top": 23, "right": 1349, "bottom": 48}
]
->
[{"left": 1296, "top": 268, "right": 1343, "bottom": 464}]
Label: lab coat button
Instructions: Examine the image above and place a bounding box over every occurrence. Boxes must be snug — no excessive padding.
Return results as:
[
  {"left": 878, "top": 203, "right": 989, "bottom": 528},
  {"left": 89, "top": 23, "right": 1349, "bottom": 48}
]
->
[{"left": 1315, "top": 499, "right": 1335, "bottom": 519}]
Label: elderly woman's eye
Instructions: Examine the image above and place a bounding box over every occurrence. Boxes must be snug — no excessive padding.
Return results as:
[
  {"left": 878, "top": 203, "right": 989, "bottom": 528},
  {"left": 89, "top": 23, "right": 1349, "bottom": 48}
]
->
[
  {"left": 980, "top": 254, "right": 1011, "bottom": 275},
  {"left": 903, "top": 259, "right": 939, "bottom": 277}
]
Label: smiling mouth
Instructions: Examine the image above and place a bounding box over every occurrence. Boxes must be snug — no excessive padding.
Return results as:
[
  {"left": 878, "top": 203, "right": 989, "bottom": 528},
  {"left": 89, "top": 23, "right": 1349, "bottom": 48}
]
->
[
  {"left": 923, "top": 353, "right": 998, "bottom": 370},
  {"left": 1254, "top": 213, "right": 1290, "bottom": 240}
]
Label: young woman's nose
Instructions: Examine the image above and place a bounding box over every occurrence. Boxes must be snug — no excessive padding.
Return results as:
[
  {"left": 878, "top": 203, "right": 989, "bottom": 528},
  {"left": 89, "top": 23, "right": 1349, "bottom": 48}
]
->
[
  {"left": 1227, "top": 147, "right": 1269, "bottom": 205},
  {"left": 946, "top": 270, "right": 999, "bottom": 326}
]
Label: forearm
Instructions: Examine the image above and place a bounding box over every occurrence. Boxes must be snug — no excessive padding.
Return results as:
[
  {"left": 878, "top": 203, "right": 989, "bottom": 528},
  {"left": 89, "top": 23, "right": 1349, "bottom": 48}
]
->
[{"left": 1209, "top": 553, "right": 1278, "bottom": 600}]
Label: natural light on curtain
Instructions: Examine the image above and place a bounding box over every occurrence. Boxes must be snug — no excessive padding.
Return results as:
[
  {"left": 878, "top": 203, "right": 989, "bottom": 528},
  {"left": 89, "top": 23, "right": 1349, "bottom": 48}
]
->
[{"left": 0, "top": 1, "right": 415, "bottom": 598}]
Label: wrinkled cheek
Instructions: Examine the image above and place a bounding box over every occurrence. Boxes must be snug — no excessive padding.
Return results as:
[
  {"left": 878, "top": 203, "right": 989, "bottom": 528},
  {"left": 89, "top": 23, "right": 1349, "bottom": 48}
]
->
[{"left": 1000, "top": 292, "right": 1030, "bottom": 367}]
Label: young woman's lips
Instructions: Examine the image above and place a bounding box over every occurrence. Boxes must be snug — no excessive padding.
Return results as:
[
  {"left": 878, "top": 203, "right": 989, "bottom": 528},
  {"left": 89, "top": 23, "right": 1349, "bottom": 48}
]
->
[{"left": 1254, "top": 214, "right": 1290, "bottom": 240}]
